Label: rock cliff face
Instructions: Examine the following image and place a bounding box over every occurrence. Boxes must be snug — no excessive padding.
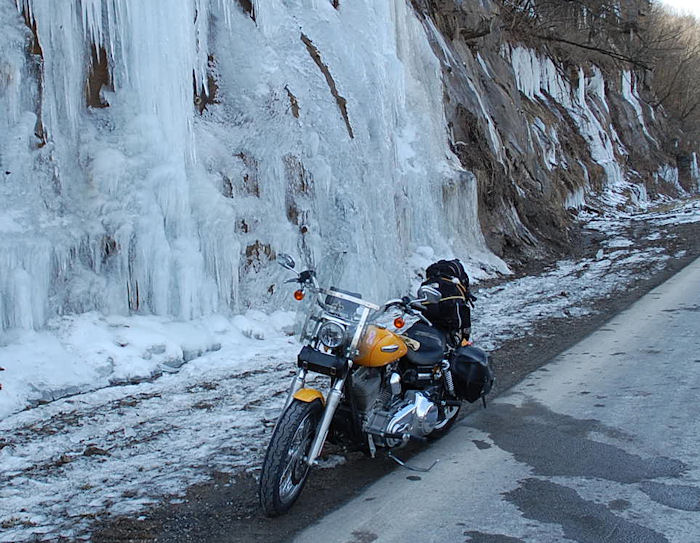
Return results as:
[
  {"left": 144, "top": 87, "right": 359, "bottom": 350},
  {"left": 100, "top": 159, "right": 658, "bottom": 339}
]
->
[
  {"left": 413, "top": 0, "right": 696, "bottom": 265},
  {"left": 0, "top": 0, "right": 697, "bottom": 332}
]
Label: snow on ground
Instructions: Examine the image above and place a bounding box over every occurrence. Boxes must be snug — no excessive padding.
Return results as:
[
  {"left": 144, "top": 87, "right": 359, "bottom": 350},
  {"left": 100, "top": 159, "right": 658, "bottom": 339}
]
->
[
  {"left": 0, "top": 311, "right": 295, "bottom": 419},
  {"left": 0, "top": 200, "right": 699, "bottom": 541}
]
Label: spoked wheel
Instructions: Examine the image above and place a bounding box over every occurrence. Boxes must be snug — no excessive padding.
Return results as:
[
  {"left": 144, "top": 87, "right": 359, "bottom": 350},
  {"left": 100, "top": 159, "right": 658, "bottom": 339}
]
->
[
  {"left": 259, "top": 399, "right": 322, "bottom": 516},
  {"left": 428, "top": 403, "right": 461, "bottom": 439}
]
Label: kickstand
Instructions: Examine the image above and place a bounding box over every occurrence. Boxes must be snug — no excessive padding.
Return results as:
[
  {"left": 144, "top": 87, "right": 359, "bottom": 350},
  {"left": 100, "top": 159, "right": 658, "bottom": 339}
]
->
[{"left": 387, "top": 452, "right": 439, "bottom": 473}]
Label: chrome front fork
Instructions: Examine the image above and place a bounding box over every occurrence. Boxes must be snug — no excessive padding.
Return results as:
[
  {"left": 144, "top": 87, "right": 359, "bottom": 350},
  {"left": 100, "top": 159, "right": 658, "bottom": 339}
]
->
[
  {"left": 306, "top": 376, "right": 346, "bottom": 465},
  {"left": 282, "top": 368, "right": 307, "bottom": 411}
]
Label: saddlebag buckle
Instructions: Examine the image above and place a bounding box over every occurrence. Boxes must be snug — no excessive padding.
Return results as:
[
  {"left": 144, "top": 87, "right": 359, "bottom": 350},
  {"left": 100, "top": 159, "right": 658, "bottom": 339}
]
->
[{"left": 297, "top": 346, "right": 347, "bottom": 378}]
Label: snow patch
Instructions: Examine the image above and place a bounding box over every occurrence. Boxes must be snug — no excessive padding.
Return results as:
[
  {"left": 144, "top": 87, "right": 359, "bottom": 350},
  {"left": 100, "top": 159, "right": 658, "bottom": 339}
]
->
[{"left": 0, "top": 311, "right": 294, "bottom": 419}]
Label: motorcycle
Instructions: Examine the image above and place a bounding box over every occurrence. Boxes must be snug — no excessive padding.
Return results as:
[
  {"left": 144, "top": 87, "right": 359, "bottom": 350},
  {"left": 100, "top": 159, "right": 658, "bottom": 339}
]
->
[{"left": 259, "top": 253, "right": 493, "bottom": 516}]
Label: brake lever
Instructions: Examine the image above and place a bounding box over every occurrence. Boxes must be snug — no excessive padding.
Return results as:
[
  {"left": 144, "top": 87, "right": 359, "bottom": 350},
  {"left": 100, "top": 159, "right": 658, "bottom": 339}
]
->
[{"left": 416, "top": 313, "right": 433, "bottom": 326}]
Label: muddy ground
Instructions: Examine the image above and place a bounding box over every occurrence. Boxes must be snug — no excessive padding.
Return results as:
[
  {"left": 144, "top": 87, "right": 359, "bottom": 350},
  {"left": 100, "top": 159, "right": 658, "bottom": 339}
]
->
[{"left": 93, "top": 212, "right": 700, "bottom": 543}]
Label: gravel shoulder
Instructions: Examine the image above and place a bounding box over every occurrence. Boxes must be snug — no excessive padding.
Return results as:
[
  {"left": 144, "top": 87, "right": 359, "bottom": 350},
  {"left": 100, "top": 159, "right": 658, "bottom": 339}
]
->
[{"left": 92, "top": 204, "right": 700, "bottom": 543}]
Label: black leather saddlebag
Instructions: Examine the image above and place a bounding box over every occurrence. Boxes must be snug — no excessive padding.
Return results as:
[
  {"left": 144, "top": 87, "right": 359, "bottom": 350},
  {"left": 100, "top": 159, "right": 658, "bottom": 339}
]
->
[{"left": 450, "top": 345, "right": 493, "bottom": 403}]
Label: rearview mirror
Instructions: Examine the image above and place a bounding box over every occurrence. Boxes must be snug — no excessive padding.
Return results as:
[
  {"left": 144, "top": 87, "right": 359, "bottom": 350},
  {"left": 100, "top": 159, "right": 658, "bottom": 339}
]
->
[
  {"left": 276, "top": 252, "right": 296, "bottom": 271},
  {"left": 417, "top": 284, "right": 441, "bottom": 304}
]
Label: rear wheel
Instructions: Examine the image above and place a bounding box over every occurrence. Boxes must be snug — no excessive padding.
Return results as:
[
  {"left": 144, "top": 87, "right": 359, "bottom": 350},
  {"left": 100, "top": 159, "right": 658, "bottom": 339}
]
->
[
  {"left": 428, "top": 403, "right": 461, "bottom": 439},
  {"left": 259, "top": 399, "right": 323, "bottom": 516}
]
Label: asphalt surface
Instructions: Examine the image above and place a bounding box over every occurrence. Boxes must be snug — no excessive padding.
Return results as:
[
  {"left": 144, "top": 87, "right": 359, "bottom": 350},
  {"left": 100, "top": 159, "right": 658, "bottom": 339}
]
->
[{"left": 293, "top": 256, "right": 700, "bottom": 543}]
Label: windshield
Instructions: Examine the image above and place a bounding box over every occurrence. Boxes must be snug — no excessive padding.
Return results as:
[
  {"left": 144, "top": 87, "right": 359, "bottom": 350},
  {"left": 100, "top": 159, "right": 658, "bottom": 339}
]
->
[
  {"left": 323, "top": 288, "right": 364, "bottom": 321},
  {"left": 312, "top": 250, "right": 350, "bottom": 292},
  {"left": 288, "top": 249, "right": 385, "bottom": 341}
]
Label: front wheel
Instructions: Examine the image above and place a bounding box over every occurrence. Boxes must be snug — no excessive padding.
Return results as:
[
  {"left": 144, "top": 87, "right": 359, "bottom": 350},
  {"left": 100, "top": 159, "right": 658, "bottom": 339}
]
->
[{"left": 259, "top": 399, "right": 323, "bottom": 516}]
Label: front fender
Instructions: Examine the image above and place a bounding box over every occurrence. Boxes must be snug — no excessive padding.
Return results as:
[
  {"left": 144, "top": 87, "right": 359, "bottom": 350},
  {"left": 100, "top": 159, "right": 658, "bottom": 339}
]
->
[{"left": 293, "top": 388, "right": 325, "bottom": 405}]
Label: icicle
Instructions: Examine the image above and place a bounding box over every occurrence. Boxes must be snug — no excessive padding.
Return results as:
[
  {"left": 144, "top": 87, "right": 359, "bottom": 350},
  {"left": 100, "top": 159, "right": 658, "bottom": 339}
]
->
[
  {"left": 691, "top": 153, "right": 700, "bottom": 191},
  {"left": 2, "top": 0, "right": 512, "bottom": 334},
  {"left": 621, "top": 70, "right": 656, "bottom": 144},
  {"left": 81, "top": 0, "right": 104, "bottom": 53},
  {"left": 511, "top": 47, "right": 626, "bottom": 192}
]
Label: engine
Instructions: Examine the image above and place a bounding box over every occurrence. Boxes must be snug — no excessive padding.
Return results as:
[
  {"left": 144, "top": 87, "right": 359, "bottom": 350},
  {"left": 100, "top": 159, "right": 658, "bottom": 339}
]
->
[{"left": 351, "top": 367, "right": 439, "bottom": 447}]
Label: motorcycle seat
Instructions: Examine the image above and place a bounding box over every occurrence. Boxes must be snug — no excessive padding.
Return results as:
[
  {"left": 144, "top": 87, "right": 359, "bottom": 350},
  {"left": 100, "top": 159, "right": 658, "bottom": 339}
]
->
[{"left": 400, "top": 322, "right": 446, "bottom": 366}]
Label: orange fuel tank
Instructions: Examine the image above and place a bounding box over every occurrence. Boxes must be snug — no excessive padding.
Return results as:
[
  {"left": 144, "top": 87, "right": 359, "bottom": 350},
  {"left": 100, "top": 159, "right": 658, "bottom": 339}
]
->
[{"left": 354, "top": 325, "right": 408, "bottom": 367}]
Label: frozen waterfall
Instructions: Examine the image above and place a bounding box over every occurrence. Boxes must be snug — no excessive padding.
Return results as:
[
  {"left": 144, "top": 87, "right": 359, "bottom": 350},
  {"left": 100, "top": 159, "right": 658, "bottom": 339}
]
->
[{"left": 0, "top": 0, "right": 503, "bottom": 333}]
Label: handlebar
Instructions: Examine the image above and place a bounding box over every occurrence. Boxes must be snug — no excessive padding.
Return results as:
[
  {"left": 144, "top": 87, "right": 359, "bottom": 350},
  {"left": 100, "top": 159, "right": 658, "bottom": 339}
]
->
[
  {"left": 383, "top": 296, "right": 428, "bottom": 310},
  {"left": 283, "top": 267, "right": 435, "bottom": 325},
  {"left": 382, "top": 297, "right": 433, "bottom": 326}
]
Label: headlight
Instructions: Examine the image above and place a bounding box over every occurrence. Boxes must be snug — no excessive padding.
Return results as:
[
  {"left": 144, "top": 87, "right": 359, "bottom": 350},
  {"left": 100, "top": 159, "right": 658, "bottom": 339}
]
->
[{"left": 318, "top": 322, "right": 346, "bottom": 348}]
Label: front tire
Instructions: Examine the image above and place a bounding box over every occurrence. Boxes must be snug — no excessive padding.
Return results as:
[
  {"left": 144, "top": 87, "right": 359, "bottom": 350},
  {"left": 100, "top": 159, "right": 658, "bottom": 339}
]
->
[{"left": 259, "top": 399, "right": 323, "bottom": 516}]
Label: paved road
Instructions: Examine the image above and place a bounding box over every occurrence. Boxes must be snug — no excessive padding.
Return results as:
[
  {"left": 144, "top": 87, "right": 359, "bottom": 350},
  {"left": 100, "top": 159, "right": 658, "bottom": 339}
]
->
[{"left": 293, "top": 257, "right": 700, "bottom": 543}]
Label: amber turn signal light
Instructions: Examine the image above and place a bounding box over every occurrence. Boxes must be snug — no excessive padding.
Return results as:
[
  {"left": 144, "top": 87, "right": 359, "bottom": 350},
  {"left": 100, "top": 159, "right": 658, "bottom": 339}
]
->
[
  {"left": 294, "top": 290, "right": 305, "bottom": 301},
  {"left": 394, "top": 317, "right": 405, "bottom": 329}
]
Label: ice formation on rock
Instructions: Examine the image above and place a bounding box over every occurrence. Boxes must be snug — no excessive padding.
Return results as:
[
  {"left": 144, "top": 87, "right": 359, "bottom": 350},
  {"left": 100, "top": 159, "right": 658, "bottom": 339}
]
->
[
  {"left": 657, "top": 164, "right": 682, "bottom": 192},
  {"left": 0, "top": 0, "right": 505, "bottom": 333},
  {"left": 509, "top": 46, "right": 632, "bottom": 202},
  {"left": 692, "top": 153, "right": 700, "bottom": 190},
  {"left": 621, "top": 70, "right": 656, "bottom": 144}
]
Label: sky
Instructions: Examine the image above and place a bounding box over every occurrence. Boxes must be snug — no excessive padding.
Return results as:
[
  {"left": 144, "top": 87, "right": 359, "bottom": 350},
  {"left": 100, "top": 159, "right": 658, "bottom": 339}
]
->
[{"left": 659, "top": 0, "right": 700, "bottom": 17}]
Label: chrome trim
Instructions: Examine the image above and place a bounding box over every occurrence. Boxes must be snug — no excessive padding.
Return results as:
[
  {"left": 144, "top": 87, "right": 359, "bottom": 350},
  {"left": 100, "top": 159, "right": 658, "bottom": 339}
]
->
[
  {"left": 318, "top": 321, "right": 346, "bottom": 348},
  {"left": 380, "top": 344, "right": 400, "bottom": 353},
  {"left": 390, "top": 372, "right": 402, "bottom": 395},
  {"left": 283, "top": 369, "right": 307, "bottom": 411},
  {"left": 319, "top": 315, "right": 351, "bottom": 327},
  {"left": 441, "top": 361, "right": 455, "bottom": 395},
  {"left": 306, "top": 376, "right": 346, "bottom": 464},
  {"left": 386, "top": 402, "right": 415, "bottom": 437},
  {"left": 414, "top": 393, "right": 434, "bottom": 421}
]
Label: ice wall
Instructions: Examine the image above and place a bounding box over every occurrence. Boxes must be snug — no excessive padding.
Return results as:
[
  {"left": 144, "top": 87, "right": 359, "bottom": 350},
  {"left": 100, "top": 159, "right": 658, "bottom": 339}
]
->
[
  {"left": 0, "top": 0, "right": 503, "bottom": 333},
  {"left": 510, "top": 46, "right": 628, "bottom": 200},
  {"left": 508, "top": 46, "right": 684, "bottom": 209},
  {"left": 621, "top": 70, "right": 656, "bottom": 144},
  {"left": 692, "top": 153, "right": 700, "bottom": 191},
  {"left": 657, "top": 164, "right": 682, "bottom": 193}
]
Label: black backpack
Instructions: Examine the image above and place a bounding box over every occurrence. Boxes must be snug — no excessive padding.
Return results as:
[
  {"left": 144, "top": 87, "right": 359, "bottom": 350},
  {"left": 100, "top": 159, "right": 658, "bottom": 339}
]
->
[
  {"left": 425, "top": 259, "right": 469, "bottom": 289},
  {"left": 420, "top": 259, "right": 471, "bottom": 333}
]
